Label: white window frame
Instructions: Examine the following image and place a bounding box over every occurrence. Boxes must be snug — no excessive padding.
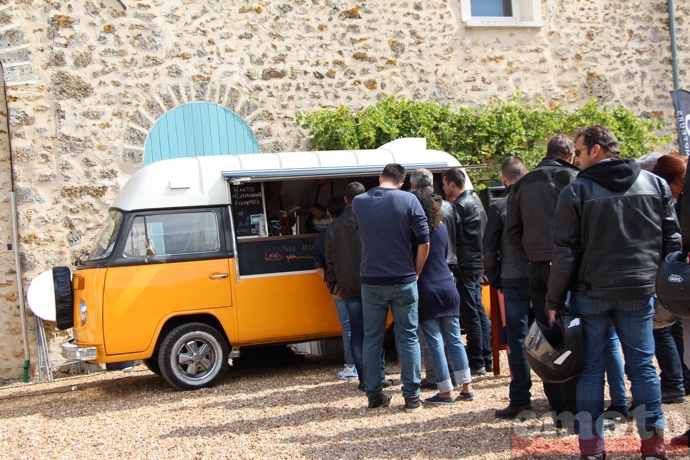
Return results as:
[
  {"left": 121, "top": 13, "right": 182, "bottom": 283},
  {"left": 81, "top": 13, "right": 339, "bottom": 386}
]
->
[{"left": 461, "top": 0, "right": 543, "bottom": 28}]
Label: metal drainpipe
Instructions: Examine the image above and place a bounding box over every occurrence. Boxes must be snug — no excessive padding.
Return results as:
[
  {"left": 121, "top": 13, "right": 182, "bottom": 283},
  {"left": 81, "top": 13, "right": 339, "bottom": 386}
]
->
[
  {"left": 0, "top": 62, "right": 31, "bottom": 381},
  {"left": 669, "top": 0, "right": 680, "bottom": 89}
]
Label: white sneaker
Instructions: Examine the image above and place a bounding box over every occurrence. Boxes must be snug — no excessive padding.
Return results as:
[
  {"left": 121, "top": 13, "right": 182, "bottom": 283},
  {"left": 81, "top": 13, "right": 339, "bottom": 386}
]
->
[{"left": 338, "top": 365, "right": 358, "bottom": 380}]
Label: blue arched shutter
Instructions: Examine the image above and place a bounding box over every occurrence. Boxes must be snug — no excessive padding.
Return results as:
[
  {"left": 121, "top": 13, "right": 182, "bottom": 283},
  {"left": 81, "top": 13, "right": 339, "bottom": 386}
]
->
[{"left": 144, "top": 102, "right": 260, "bottom": 164}]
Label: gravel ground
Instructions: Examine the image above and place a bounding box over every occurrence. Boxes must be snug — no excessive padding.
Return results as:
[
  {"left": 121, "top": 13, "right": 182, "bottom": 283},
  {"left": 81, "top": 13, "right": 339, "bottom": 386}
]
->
[{"left": 1, "top": 349, "right": 690, "bottom": 460}]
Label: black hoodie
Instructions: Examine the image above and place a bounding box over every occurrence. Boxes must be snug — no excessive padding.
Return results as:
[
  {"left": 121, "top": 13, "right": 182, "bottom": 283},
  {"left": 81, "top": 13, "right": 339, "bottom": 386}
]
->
[
  {"left": 577, "top": 158, "right": 641, "bottom": 192},
  {"left": 546, "top": 158, "right": 681, "bottom": 306}
]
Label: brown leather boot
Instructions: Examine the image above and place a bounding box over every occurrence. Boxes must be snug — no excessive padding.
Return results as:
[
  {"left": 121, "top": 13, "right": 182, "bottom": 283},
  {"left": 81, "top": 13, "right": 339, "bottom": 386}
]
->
[{"left": 640, "top": 430, "right": 667, "bottom": 459}]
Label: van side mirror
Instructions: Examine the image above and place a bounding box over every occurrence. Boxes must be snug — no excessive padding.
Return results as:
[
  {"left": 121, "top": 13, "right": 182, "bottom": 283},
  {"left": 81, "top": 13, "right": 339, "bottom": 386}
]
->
[{"left": 144, "top": 239, "right": 157, "bottom": 263}]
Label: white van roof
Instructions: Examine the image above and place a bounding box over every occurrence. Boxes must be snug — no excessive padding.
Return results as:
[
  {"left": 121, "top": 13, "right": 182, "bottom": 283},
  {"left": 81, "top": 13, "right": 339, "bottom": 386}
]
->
[{"left": 112, "top": 138, "right": 470, "bottom": 211}]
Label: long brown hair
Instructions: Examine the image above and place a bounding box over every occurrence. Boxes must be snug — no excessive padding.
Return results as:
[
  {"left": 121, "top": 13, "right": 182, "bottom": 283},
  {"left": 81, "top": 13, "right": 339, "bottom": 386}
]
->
[{"left": 411, "top": 189, "right": 442, "bottom": 232}]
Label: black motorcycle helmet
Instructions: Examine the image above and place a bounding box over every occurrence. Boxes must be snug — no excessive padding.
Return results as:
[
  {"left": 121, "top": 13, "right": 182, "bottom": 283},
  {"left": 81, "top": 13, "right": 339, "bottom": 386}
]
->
[
  {"left": 656, "top": 251, "right": 690, "bottom": 319},
  {"left": 524, "top": 313, "right": 583, "bottom": 384}
]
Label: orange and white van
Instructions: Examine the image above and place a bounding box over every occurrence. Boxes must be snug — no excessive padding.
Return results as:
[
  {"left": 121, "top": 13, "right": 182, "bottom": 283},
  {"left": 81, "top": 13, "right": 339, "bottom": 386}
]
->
[{"left": 28, "top": 138, "right": 472, "bottom": 390}]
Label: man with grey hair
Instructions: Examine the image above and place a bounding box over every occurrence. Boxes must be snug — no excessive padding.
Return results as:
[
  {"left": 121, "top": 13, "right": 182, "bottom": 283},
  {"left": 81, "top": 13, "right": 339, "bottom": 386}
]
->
[
  {"left": 410, "top": 169, "right": 458, "bottom": 269},
  {"left": 410, "top": 168, "right": 457, "bottom": 389},
  {"left": 637, "top": 152, "right": 664, "bottom": 172},
  {"left": 409, "top": 168, "right": 433, "bottom": 188}
]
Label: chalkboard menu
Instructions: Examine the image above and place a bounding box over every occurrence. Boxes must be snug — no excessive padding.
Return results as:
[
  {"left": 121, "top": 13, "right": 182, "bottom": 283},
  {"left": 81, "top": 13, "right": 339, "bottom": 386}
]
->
[
  {"left": 232, "top": 183, "right": 264, "bottom": 237},
  {"left": 238, "top": 235, "right": 316, "bottom": 276}
]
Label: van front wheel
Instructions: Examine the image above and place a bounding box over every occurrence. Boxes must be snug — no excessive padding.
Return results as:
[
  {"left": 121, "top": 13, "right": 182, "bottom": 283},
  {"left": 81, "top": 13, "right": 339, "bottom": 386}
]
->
[{"left": 158, "top": 323, "right": 229, "bottom": 390}]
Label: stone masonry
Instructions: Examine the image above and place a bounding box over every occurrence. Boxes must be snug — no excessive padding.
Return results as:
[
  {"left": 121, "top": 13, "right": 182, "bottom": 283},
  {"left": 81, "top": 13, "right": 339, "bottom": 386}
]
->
[{"left": 0, "top": 0, "right": 688, "bottom": 381}]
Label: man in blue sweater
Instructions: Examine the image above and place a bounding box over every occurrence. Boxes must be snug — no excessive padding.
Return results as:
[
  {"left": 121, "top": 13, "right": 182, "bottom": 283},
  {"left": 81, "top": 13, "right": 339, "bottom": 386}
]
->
[{"left": 352, "top": 163, "right": 430, "bottom": 412}]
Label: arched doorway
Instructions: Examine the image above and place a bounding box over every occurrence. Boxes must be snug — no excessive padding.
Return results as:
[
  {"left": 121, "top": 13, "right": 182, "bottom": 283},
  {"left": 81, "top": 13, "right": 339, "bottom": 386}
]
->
[{"left": 144, "top": 102, "right": 260, "bottom": 164}]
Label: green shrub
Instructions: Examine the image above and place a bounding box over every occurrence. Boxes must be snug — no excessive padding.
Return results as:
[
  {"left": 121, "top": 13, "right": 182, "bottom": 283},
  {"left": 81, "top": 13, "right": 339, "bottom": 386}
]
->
[{"left": 296, "top": 95, "right": 672, "bottom": 185}]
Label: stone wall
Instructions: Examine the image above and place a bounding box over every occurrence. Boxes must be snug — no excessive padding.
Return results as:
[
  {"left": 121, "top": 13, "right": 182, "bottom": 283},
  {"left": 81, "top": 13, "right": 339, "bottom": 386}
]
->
[{"left": 0, "top": 0, "right": 688, "bottom": 381}]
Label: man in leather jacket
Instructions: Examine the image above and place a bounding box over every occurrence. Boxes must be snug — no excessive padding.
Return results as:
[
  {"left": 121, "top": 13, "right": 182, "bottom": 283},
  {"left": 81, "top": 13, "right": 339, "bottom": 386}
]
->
[
  {"left": 546, "top": 125, "right": 681, "bottom": 459},
  {"left": 324, "top": 182, "right": 389, "bottom": 392},
  {"left": 442, "top": 167, "right": 491, "bottom": 375},
  {"left": 482, "top": 156, "right": 532, "bottom": 418},
  {"left": 505, "top": 133, "right": 580, "bottom": 419}
]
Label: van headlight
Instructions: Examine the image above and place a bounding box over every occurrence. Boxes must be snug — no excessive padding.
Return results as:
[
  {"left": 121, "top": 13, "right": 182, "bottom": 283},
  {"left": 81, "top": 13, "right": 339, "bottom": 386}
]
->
[{"left": 79, "top": 300, "right": 87, "bottom": 325}]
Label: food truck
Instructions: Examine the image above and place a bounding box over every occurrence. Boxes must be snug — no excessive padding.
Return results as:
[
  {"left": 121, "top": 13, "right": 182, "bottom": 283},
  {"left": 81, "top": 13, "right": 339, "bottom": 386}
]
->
[{"left": 28, "top": 138, "right": 473, "bottom": 390}]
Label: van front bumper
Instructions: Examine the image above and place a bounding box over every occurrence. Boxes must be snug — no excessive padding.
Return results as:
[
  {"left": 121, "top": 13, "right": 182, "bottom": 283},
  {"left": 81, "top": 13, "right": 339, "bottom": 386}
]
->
[{"left": 61, "top": 341, "right": 98, "bottom": 361}]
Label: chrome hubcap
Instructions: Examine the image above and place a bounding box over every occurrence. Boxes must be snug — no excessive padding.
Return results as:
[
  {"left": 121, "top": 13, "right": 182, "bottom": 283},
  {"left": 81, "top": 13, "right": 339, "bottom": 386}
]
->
[{"left": 177, "top": 339, "right": 215, "bottom": 378}]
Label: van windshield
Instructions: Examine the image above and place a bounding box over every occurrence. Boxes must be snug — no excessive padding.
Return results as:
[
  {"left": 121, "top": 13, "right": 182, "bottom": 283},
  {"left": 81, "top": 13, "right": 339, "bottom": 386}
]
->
[{"left": 86, "top": 210, "right": 124, "bottom": 261}]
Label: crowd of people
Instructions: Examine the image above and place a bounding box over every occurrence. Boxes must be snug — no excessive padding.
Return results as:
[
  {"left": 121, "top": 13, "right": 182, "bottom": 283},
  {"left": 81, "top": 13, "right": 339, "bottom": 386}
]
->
[{"left": 309, "top": 125, "right": 687, "bottom": 460}]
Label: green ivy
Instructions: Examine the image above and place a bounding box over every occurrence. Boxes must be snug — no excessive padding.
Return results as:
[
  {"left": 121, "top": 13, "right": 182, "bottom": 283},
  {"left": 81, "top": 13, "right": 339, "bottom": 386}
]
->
[{"left": 295, "top": 95, "right": 672, "bottom": 185}]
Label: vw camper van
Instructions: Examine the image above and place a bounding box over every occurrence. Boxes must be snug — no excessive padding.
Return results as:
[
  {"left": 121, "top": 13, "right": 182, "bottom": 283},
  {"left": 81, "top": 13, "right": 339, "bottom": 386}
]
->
[{"left": 29, "top": 138, "right": 473, "bottom": 390}]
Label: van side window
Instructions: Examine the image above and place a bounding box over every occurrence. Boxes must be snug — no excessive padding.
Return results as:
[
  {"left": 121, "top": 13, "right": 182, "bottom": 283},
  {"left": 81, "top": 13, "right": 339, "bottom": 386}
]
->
[{"left": 123, "top": 211, "right": 220, "bottom": 257}]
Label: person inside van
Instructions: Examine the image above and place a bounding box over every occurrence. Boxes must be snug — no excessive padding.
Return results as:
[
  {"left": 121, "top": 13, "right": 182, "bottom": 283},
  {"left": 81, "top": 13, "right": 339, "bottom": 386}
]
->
[
  {"left": 265, "top": 181, "right": 293, "bottom": 219},
  {"left": 299, "top": 179, "right": 334, "bottom": 233},
  {"left": 265, "top": 181, "right": 296, "bottom": 235}
]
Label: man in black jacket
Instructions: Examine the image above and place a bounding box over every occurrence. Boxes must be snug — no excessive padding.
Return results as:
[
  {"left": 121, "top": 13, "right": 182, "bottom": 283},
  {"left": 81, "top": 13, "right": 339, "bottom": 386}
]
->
[
  {"left": 324, "top": 182, "right": 390, "bottom": 392},
  {"left": 442, "top": 168, "right": 491, "bottom": 375},
  {"left": 546, "top": 125, "right": 681, "bottom": 459},
  {"left": 483, "top": 156, "right": 532, "bottom": 418},
  {"left": 505, "top": 133, "right": 580, "bottom": 418}
]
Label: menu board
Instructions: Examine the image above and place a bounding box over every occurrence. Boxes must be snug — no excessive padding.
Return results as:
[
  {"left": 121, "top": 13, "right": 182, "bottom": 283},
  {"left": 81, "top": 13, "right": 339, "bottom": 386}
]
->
[
  {"left": 237, "top": 235, "right": 316, "bottom": 276},
  {"left": 232, "top": 183, "right": 264, "bottom": 237}
]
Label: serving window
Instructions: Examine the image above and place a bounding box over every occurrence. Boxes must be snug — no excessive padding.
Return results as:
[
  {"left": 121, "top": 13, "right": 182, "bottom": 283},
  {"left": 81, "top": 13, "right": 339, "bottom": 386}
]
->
[{"left": 230, "top": 176, "right": 383, "bottom": 240}]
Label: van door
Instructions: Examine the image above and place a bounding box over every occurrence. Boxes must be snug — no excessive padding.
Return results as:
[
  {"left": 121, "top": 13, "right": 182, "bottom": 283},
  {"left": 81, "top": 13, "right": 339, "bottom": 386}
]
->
[
  {"left": 103, "top": 209, "right": 233, "bottom": 355},
  {"left": 232, "top": 234, "right": 340, "bottom": 345}
]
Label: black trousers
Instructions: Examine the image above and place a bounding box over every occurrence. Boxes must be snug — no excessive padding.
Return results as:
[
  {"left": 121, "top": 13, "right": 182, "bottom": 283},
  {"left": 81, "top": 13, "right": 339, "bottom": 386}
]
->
[
  {"left": 528, "top": 260, "right": 578, "bottom": 413},
  {"left": 456, "top": 267, "right": 492, "bottom": 371}
]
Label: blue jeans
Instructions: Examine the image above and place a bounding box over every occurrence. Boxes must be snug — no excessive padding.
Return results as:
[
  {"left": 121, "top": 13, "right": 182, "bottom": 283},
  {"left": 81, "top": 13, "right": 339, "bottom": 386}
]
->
[
  {"left": 457, "top": 268, "right": 492, "bottom": 370},
  {"left": 419, "top": 323, "right": 453, "bottom": 383},
  {"left": 344, "top": 297, "right": 385, "bottom": 383},
  {"left": 503, "top": 286, "right": 533, "bottom": 407},
  {"left": 420, "top": 316, "right": 470, "bottom": 393},
  {"left": 362, "top": 282, "right": 421, "bottom": 398},
  {"left": 572, "top": 292, "right": 663, "bottom": 455},
  {"left": 333, "top": 298, "right": 354, "bottom": 366},
  {"left": 606, "top": 326, "right": 627, "bottom": 407}
]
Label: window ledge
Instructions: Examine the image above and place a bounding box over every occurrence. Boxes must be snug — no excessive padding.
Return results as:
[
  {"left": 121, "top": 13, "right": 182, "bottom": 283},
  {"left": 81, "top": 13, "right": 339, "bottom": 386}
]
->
[{"left": 465, "top": 20, "right": 543, "bottom": 29}]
